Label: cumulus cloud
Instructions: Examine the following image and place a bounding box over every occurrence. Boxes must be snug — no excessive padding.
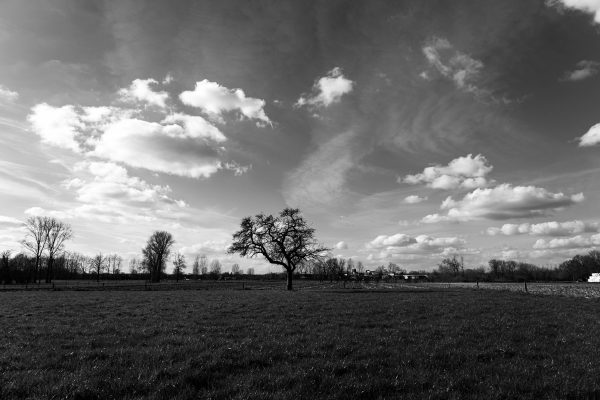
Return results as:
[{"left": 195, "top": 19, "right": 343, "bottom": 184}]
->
[
  {"left": 422, "top": 37, "right": 484, "bottom": 94},
  {"left": 28, "top": 103, "right": 83, "bottom": 152},
  {"left": 296, "top": 67, "right": 354, "bottom": 108},
  {"left": 335, "top": 241, "right": 348, "bottom": 250},
  {"left": 403, "top": 195, "right": 427, "bottom": 204},
  {"left": 533, "top": 233, "right": 600, "bottom": 249},
  {"left": 0, "top": 84, "right": 18, "bottom": 102},
  {"left": 179, "top": 79, "right": 271, "bottom": 125},
  {"left": 403, "top": 154, "right": 493, "bottom": 190},
  {"left": 161, "top": 113, "right": 226, "bottom": 142},
  {"left": 367, "top": 233, "right": 465, "bottom": 256},
  {"left": 422, "top": 184, "right": 584, "bottom": 222},
  {"left": 486, "top": 220, "right": 599, "bottom": 236},
  {"left": 562, "top": 60, "right": 600, "bottom": 81},
  {"left": 92, "top": 118, "right": 224, "bottom": 178},
  {"left": 118, "top": 78, "right": 169, "bottom": 108},
  {"left": 550, "top": 0, "right": 600, "bottom": 23},
  {"left": 578, "top": 123, "right": 600, "bottom": 146},
  {"left": 65, "top": 161, "right": 186, "bottom": 207}
]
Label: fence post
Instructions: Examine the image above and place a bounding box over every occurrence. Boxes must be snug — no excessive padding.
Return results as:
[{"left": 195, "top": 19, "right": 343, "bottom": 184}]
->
[
  {"left": 476, "top": 280, "right": 479, "bottom": 289},
  {"left": 524, "top": 280, "right": 528, "bottom": 293}
]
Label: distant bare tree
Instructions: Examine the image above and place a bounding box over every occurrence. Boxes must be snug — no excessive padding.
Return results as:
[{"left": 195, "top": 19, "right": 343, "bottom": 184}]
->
[
  {"left": 142, "top": 231, "right": 174, "bottom": 283},
  {"left": 22, "top": 216, "right": 49, "bottom": 283},
  {"left": 43, "top": 218, "right": 73, "bottom": 283},
  {"left": 356, "top": 261, "right": 365, "bottom": 274},
  {"left": 172, "top": 252, "right": 186, "bottom": 282},
  {"left": 209, "top": 259, "right": 222, "bottom": 276},
  {"left": 246, "top": 267, "right": 255, "bottom": 275},
  {"left": 231, "top": 263, "right": 241, "bottom": 275},
  {"left": 106, "top": 254, "right": 123, "bottom": 274},
  {"left": 129, "top": 257, "right": 141, "bottom": 274},
  {"left": 192, "top": 255, "right": 200, "bottom": 277},
  {"left": 92, "top": 253, "right": 106, "bottom": 282},
  {"left": 195, "top": 254, "right": 208, "bottom": 276},
  {"left": 228, "top": 208, "right": 329, "bottom": 290}
]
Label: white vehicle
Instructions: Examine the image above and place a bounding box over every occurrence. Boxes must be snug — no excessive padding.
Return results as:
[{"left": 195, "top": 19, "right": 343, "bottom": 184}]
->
[{"left": 588, "top": 273, "right": 600, "bottom": 283}]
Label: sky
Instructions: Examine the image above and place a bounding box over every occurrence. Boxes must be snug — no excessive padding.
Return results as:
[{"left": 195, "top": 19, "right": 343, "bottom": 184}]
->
[{"left": 1, "top": 0, "right": 600, "bottom": 273}]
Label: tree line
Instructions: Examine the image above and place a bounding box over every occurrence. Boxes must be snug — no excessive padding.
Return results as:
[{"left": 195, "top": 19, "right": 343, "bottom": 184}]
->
[{"left": 2, "top": 211, "right": 600, "bottom": 288}]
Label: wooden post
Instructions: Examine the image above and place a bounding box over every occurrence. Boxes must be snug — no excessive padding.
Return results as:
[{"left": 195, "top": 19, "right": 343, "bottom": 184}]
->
[
  {"left": 524, "top": 280, "right": 528, "bottom": 293},
  {"left": 476, "top": 280, "right": 479, "bottom": 289}
]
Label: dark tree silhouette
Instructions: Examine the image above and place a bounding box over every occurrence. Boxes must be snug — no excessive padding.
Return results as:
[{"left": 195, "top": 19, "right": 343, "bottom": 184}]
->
[
  {"left": 228, "top": 208, "right": 329, "bottom": 290},
  {"left": 142, "top": 231, "right": 174, "bottom": 283},
  {"left": 22, "top": 216, "right": 49, "bottom": 283},
  {"left": 43, "top": 218, "right": 73, "bottom": 283}
]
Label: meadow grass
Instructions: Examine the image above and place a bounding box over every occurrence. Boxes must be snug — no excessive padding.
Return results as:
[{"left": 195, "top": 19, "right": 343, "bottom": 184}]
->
[{"left": 1, "top": 287, "right": 599, "bottom": 399}]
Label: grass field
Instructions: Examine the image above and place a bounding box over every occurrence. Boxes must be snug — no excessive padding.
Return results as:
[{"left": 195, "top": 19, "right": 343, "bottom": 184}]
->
[{"left": 1, "top": 286, "right": 600, "bottom": 399}]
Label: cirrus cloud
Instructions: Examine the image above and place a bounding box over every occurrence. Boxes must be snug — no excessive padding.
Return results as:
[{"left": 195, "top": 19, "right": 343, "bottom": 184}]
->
[{"left": 533, "top": 233, "right": 600, "bottom": 249}]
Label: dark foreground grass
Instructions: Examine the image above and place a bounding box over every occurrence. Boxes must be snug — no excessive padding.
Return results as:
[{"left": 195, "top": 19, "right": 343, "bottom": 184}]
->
[{"left": 1, "top": 288, "right": 599, "bottom": 399}]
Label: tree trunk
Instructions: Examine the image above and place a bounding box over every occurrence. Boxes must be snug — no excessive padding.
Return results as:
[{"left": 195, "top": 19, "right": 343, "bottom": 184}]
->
[
  {"left": 286, "top": 269, "right": 293, "bottom": 291},
  {"left": 46, "top": 257, "right": 53, "bottom": 283}
]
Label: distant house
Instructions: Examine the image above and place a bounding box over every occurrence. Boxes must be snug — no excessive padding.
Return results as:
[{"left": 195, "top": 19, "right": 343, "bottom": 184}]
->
[{"left": 588, "top": 273, "right": 600, "bottom": 283}]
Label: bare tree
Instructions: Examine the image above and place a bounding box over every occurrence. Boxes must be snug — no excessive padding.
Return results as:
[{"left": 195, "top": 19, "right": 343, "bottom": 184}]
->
[
  {"left": 356, "top": 261, "right": 365, "bottom": 274},
  {"left": 142, "top": 231, "right": 174, "bottom": 283},
  {"left": 199, "top": 255, "right": 208, "bottom": 275},
  {"left": 209, "top": 259, "right": 222, "bottom": 276},
  {"left": 129, "top": 257, "right": 141, "bottom": 274},
  {"left": 22, "top": 216, "right": 49, "bottom": 283},
  {"left": 43, "top": 218, "right": 73, "bottom": 283},
  {"left": 172, "top": 252, "right": 186, "bottom": 282},
  {"left": 228, "top": 208, "right": 329, "bottom": 290},
  {"left": 192, "top": 255, "right": 200, "bottom": 277},
  {"left": 246, "top": 267, "right": 255, "bottom": 275},
  {"left": 92, "top": 253, "right": 106, "bottom": 282},
  {"left": 231, "top": 263, "right": 241, "bottom": 275}
]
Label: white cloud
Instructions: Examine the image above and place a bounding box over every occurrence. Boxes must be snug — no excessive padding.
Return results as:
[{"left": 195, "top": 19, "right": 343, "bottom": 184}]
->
[
  {"left": 335, "top": 241, "right": 348, "bottom": 250},
  {"left": 179, "top": 240, "right": 230, "bottom": 256},
  {"left": 486, "top": 220, "right": 599, "bottom": 236},
  {"left": 422, "top": 37, "right": 484, "bottom": 94},
  {"left": 367, "top": 233, "right": 466, "bottom": 259},
  {"left": 551, "top": 0, "right": 600, "bottom": 23},
  {"left": 296, "top": 67, "right": 354, "bottom": 108},
  {"left": 533, "top": 233, "right": 600, "bottom": 249},
  {"left": 423, "top": 184, "right": 584, "bottom": 222},
  {"left": 579, "top": 123, "right": 600, "bottom": 146},
  {"left": 403, "top": 154, "right": 493, "bottom": 190},
  {"left": 118, "top": 78, "right": 169, "bottom": 109},
  {"left": 562, "top": 60, "right": 600, "bottom": 81},
  {"left": 66, "top": 161, "right": 186, "bottom": 207},
  {"left": 179, "top": 79, "right": 271, "bottom": 125},
  {"left": 92, "top": 118, "right": 223, "bottom": 178},
  {"left": 0, "top": 84, "right": 18, "bottom": 102},
  {"left": 0, "top": 216, "right": 22, "bottom": 225},
  {"left": 28, "top": 103, "right": 83, "bottom": 152},
  {"left": 403, "top": 195, "right": 427, "bottom": 204},
  {"left": 161, "top": 113, "right": 226, "bottom": 142}
]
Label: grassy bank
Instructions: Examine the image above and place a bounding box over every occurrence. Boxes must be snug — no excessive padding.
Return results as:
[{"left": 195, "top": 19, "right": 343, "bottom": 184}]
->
[{"left": 1, "top": 288, "right": 599, "bottom": 399}]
